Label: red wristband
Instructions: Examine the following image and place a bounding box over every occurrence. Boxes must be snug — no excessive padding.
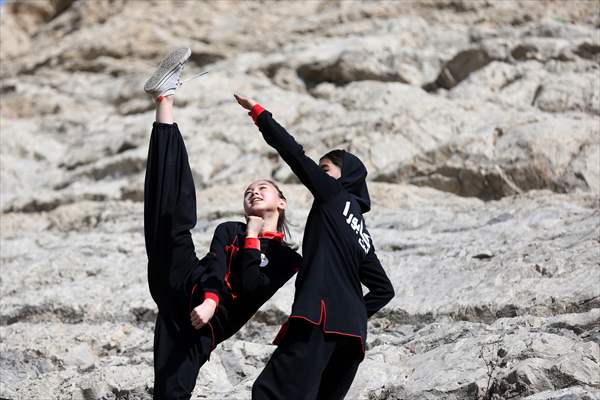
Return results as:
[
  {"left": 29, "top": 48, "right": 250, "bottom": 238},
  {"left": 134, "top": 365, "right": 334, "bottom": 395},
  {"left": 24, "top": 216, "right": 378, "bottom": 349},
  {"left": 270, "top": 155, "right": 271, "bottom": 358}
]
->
[
  {"left": 250, "top": 104, "right": 266, "bottom": 122},
  {"left": 203, "top": 291, "right": 220, "bottom": 306},
  {"left": 244, "top": 237, "right": 261, "bottom": 250}
]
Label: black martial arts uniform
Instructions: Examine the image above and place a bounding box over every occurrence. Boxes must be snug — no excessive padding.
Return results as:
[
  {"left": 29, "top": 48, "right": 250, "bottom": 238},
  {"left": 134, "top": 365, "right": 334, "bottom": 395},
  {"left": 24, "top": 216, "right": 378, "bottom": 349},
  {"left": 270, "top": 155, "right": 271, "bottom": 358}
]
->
[
  {"left": 247, "top": 106, "right": 395, "bottom": 400},
  {"left": 144, "top": 122, "right": 301, "bottom": 400}
]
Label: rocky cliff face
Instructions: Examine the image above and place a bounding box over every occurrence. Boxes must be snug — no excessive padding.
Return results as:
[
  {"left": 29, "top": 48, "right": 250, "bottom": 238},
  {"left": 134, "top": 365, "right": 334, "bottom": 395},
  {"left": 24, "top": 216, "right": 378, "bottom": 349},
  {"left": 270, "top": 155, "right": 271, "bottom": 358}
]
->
[{"left": 1, "top": 0, "right": 598, "bottom": 399}]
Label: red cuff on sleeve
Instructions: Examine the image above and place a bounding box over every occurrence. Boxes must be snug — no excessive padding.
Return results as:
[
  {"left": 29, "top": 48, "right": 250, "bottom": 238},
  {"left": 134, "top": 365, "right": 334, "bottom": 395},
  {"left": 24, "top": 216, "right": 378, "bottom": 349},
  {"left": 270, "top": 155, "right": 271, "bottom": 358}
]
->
[
  {"left": 250, "top": 104, "right": 266, "bottom": 122},
  {"left": 244, "top": 237, "right": 261, "bottom": 250},
  {"left": 204, "top": 291, "right": 220, "bottom": 306}
]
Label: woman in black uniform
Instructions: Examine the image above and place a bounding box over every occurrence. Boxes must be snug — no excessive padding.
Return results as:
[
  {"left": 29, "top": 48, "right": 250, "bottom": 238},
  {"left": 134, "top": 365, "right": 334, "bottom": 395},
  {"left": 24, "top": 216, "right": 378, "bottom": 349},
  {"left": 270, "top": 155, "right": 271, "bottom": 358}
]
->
[
  {"left": 234, "top": 94, "right": 395, "bottom": 400},
  {"left": 143, "top": 48, "right": 302, "bottom": 400}
]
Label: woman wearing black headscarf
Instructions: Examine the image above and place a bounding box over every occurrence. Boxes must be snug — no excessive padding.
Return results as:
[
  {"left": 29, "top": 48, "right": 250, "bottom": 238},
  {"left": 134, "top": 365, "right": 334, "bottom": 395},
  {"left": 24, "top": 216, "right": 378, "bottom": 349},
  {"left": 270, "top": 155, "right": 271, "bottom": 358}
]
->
[{"left": 235, "top": 94, "right": 395, "bottom": 400}]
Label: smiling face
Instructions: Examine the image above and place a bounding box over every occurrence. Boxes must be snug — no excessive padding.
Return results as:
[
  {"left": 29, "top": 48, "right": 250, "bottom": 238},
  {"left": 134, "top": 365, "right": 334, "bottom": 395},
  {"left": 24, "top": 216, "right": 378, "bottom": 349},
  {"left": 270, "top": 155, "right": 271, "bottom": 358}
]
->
[
  {"left": 243, "top": 180, "right": 287, "bottom": 217},
  {"left": 319, "top": 157, "right": 342, "bottom": 179}
]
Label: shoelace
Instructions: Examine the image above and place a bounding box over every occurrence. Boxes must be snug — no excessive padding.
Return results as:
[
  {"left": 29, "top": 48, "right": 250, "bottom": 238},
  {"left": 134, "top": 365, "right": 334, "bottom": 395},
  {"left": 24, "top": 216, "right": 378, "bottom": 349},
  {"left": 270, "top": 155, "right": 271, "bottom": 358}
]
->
[{"left": 181, "top": 69, "right": 211, "bottom": 84}]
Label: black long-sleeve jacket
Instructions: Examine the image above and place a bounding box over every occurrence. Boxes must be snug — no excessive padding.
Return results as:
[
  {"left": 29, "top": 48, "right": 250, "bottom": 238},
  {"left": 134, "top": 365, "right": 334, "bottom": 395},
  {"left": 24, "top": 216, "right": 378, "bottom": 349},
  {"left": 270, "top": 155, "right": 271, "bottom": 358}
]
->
[
  {"left": 249, "top": 105, "right": 395, "bottom": 358},
  {"left": 191, "top": 221, "right": 301, "bottom": 351}
]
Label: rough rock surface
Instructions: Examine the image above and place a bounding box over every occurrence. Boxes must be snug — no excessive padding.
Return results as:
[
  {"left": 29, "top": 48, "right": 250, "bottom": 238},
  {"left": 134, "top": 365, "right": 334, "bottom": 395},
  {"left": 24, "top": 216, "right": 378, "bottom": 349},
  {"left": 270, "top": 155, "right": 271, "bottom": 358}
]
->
[{"left": 1, "top": 1, "right": 599, "bottom": 399}]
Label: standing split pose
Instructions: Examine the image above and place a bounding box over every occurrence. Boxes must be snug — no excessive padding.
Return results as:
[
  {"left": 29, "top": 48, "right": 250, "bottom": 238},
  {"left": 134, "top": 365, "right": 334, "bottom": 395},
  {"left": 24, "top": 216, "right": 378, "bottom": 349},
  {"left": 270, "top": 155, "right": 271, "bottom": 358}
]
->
[
  {"left": 143, "top": 48, "right": 302, "bottom": 399},
  {"left": 234, "top": 94, "right": 396, "bottom": 400}
]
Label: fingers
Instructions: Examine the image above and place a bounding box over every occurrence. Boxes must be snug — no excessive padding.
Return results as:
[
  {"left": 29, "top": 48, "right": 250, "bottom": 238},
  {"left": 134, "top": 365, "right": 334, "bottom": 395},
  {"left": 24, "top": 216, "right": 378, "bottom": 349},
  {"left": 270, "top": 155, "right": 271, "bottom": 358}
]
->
[
  {"left": 233, "top": 93, "right": 251, "bottom": 110},
  {"left": 192, "top": 319, "right": 205, "bottom": 330},
  {"left": 193, "top": 319, "right": 204, "bottom": 329},
  {"left": 190, "top": 311, "right": 206, "bottom": 330}
]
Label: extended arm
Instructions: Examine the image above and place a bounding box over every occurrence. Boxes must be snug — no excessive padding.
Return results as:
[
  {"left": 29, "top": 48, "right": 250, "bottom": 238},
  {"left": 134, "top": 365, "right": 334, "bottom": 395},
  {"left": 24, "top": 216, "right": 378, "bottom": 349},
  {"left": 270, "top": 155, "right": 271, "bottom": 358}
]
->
[{"left": 234, "top": 94, "right": 341, "bottom": 202}]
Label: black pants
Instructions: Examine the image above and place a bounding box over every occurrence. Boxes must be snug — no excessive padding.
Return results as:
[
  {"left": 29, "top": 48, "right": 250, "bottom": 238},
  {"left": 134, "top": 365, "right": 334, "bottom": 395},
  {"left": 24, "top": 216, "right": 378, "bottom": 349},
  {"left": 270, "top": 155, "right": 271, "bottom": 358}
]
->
[
  {"left": 252, "top": 319, "right": 362, "bottom": 400},
  {"left": 144, "top": 122, "right": 211, "bottom": 399},
  {"left": 153, "top": 312, "right": 212, "bottom": 399}
]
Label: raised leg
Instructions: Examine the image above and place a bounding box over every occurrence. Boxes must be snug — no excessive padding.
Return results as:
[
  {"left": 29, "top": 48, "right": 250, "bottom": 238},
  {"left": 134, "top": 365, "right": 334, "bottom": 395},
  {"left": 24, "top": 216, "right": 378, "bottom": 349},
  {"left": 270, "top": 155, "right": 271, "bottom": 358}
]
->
[{"left": 144, "top": 100, "right": 200, "bottom": 315}]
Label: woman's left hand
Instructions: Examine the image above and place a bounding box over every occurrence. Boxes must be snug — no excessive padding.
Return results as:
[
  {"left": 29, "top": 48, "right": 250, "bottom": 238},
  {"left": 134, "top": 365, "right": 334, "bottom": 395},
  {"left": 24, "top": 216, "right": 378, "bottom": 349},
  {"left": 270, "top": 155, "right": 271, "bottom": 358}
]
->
[
  {"left": 190, "top": 298, "right": 217, "bottom": 329},
  {"left": 234, "top": 93, "right": 257, "bottom": 110}
]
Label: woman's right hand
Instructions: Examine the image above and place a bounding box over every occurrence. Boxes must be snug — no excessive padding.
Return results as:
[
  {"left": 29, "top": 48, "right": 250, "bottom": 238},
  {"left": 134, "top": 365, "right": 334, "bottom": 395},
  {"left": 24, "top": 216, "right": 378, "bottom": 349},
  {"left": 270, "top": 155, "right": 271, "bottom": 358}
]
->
[{"left": 246, "top": 215, "right": 264, "bottom": 238}]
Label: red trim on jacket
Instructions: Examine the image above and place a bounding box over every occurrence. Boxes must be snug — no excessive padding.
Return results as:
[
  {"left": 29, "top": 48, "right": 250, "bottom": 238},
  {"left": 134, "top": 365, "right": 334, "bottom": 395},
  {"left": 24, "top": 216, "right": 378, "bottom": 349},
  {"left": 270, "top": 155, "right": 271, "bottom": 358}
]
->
[
  {"left": 244, "top": 237, "right": 261, "bottom": 250},
  {"left": 273, "top": 320, "right": 289, "bottom": 344},
  {"left": 250, "top": 104, "right": 266, "bottom": 122},
  {"left": 203, "top": 291, "right": 220, "bottom": 306},
  {"left": 189, "top": 285, "right": 220, "bottom": 311},
  {"left": 224, "top": 235, "right": 240, "bottom": 300},
  {"left": 189, "top": 285, "right": 217, "bottom": 351},
  {"left": 258, "top": 231, "right": 285, "bottom": 241},
  {"left": 190, "top": 283, "right": 198, "bottom": 314},
  {"left": 272, "top": 299, "right": 365, "bottom": 358}
]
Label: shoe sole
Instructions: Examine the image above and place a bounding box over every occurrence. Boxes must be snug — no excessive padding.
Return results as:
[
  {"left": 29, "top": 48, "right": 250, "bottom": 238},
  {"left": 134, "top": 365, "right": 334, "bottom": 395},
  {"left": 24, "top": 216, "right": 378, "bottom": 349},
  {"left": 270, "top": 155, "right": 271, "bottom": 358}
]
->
[{"left": 144, "top": 47, "right": 191, "bottom": 93}]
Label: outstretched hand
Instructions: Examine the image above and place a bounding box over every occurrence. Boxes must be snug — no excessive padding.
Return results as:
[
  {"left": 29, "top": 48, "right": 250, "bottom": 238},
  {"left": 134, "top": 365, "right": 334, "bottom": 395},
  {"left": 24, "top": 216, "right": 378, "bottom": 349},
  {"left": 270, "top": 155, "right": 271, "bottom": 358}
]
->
[{"left": 234, "top": 93, "right": 257, "bottom": 111}]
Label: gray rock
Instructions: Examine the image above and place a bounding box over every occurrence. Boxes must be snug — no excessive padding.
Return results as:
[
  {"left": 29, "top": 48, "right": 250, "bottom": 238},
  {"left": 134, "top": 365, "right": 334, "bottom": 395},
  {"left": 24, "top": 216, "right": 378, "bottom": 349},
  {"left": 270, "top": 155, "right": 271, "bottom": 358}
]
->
[{"left": 1, "top": 1, "right": 599, "bottom": 399}]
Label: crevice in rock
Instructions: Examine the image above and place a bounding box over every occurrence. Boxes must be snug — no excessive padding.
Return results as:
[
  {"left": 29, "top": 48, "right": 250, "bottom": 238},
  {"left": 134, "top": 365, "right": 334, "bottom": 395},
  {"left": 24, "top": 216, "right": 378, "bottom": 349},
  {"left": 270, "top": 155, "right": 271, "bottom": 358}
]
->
[
  {"left": 425, "top": 38, "right": 599, "bottom": 95},
  {"left": 48, "top": 0, "right": 77, "bottom": 22},
  {"left": 428, "top": 0, "right": 480, "bottom": 13},
  {"left": 511, "top": 44, "right": 539, "bottom": 60},
  {"left": 188, "top": 51, "right": 226, "bottom": 69},
  {"left": 130, "top": 307, "right": 156, "bottom": 324},
  {"left": 546, "top": 317, "right": 600, "bottom": 338},
  {"left": 71, "top": 153, "right": 146, "bottom": 181},
  {"left": 373, "top": 138, "right": 594, "bottom": 201},
  {"left": 489, "top": 365, "right": 592, "bottom": 399},
  {"left": 374, "top": 159, "right": 515, "bottom": 202},
  {"left": 381, "top": 299, "right": 600, "bottom": 328},
  {"left": 4, "top": 197, "right": 66, "bottom": 214},
  {"left": 448, "top": 298, "right": 600, "bottom": 324},
  {"left": 1, "top": 304, "right": 85, "bottom": 325},
  {"left": 252, "top": 308, "right": 288, "bottom": 325},
  {"left": 423, "top": 48, "right": 492, "bottom": 92},
  {"left": 378, "top": 309, "right": 437, "bottom": 326},
  {"left": 533, "top": 263, "right": 553, "bottom": 278},
  {"left": 368, "top": 382, "right": 480, "bottom": 400},
  {"left": 574, "top": 42, "right": 600, "bottom": 60},
  {"left": 115, "top": 141, "right": 139, "bottom": 154},
  {"left": 120, "top": 186, "right": 144, "bottom": 203},
  {"left": 291, "top": 55, "right": 410, "bottom": 91}
]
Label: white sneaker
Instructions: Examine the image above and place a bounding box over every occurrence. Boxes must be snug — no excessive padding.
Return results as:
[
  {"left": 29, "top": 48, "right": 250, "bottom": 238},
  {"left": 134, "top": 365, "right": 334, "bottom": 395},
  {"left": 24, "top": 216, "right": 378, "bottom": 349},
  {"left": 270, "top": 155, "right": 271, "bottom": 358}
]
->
[{"left": 144, "top": 47, "right": 191, "bottom": 98}]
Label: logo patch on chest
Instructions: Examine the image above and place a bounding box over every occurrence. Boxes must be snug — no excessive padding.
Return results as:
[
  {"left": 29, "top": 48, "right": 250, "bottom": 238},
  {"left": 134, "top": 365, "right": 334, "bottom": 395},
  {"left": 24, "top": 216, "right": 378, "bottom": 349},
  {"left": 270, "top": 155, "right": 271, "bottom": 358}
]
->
[
  {"left": 260, "top": 253, "right": 269, "bottom": 267},
  {"left": 342, "top": 200, "right": 371, "bottom": 254}
]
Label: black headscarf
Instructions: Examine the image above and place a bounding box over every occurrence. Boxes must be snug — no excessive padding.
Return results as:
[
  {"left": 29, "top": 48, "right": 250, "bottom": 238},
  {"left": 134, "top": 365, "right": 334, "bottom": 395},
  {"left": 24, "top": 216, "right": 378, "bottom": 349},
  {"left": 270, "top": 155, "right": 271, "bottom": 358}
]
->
[{"left": 338, "top": 151, "right": 371, "bottom": 213}]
